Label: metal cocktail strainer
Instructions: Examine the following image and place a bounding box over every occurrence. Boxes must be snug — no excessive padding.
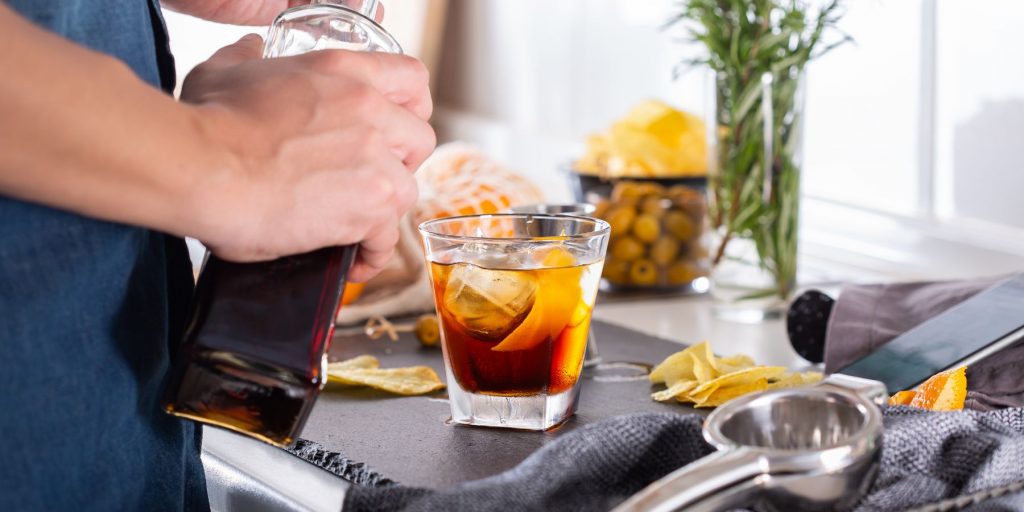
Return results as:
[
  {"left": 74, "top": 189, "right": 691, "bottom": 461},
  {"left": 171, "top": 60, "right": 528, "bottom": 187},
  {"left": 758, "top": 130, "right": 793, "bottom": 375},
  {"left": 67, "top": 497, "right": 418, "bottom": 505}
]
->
[{"left": 615, "top": 375, "right": 886, "bottom": 512}]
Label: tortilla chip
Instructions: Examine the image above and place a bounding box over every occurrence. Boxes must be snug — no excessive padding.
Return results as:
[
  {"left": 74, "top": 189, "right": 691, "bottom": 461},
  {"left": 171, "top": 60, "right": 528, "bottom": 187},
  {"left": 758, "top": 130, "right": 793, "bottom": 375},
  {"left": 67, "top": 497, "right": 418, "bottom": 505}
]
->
[
  {"left": 766, "top": 371, "right": 823, "bottom": 390},
  {"left": 328, "top": 355, "right": 380, "bottom": 373},
  {"left": 714, "top": 355, "right": 756, "bottom": 374},
  {"left": 650, "top": 349, "right": 696, "bottom": 384},
  {"left": 650, "top": 343, "right": 817, "bottom": 409},
  {"left": 694, "top": 379, "right": 770, "bottom": 408},
  {"left": 328, "top": 366, "right": 445, "bottom": 395},
  {"left": 326, "top": 355, "right": 445, "bottom": 395},
  {"left": 651, "top": 380, "right": 697, "bottom": 402},
  {"left": 690, "top": 350, "right": 717, "bottom": 385},
  {"left": 690, "top": 366, "right": 787, "bottom": 403}
]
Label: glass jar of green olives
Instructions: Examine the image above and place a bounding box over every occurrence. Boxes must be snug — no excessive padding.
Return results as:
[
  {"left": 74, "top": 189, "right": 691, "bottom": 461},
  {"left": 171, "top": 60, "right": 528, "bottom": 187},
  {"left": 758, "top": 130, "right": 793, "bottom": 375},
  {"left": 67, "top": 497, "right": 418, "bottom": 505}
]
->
[{"left": 580, "top": 177, "right": 710, "bottom": 294}]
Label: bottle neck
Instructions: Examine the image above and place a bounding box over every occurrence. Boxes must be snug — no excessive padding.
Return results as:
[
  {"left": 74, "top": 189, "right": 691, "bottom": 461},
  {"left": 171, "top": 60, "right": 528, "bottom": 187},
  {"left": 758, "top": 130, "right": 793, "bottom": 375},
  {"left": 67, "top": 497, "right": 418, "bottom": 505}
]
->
[{"left": 314, "top": 0, "right": 379, "bottom": 19}]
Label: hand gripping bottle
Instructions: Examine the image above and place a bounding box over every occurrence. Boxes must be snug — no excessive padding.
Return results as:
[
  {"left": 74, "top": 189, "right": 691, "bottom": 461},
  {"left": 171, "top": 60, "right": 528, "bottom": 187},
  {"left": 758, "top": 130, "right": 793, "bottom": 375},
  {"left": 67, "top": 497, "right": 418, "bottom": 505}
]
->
[{"left": 163, "top": 0, "right": 402, "bottom": 446}]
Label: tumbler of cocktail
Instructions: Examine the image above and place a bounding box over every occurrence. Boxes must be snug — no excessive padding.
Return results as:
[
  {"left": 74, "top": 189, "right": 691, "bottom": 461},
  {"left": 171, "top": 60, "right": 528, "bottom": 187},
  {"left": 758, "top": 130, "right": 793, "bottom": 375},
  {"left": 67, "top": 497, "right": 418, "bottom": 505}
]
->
[{"left": 419, "top": 214, "right": 610, "bottom": 430}]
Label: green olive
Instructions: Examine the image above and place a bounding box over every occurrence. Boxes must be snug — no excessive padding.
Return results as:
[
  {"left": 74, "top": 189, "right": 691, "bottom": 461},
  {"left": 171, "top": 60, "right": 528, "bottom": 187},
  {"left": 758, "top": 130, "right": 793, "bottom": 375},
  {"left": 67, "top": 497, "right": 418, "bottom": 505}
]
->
[
  {"left": 629, "top": 259, "right": 658, "bottom": 286},
  {"left": 611, "top": 181, "right": 645, "bottom": 202},
  {"left": 636, "top": 182, "right": 667, "bottom": 197},
  {"left": 604, "top": 207, "right": 636, "bottom": 238},
  {"left": 632, "top": 214, "right": 662, "bottom": 243},
  {"left": 591, "top": 199, "right": 611, "bottom": 220},
  {"left": 650, "top": 238, "right": 680, "bottom": 266},
  {"left": 664, "top": 211, "right": 695, "bottom": 241},
  {"left": 415, "top": 314, "right": 441, "bottom": 347},
  {"left": 666, "top": 184, "right": 701, "bottom": 206},
  {"left": 639, "top": 196, "right": 667, "bottom": 217},
  {"left": 667, "top": 261, "right": 699, "bottom": 285},
  {"left": 611, "top": 236, "right": 645, "bottom": 262},
  {"left": 602, "top": 257, "right": 631, "bottom": 284}
]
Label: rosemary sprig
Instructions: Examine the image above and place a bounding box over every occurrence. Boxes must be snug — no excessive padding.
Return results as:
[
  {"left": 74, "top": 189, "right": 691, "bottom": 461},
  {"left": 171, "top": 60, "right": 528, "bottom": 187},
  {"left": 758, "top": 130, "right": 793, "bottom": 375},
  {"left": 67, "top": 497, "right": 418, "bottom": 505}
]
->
[{"left": 669, "top": 0, "right": 849, "bottom": 300}]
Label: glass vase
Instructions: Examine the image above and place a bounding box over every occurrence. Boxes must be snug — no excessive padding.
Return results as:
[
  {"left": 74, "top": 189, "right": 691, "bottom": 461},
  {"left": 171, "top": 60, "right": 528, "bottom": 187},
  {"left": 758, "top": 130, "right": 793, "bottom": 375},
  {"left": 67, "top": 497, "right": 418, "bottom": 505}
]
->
[{"left": 708, "top": 70, "right": 805, "bottom": 323}]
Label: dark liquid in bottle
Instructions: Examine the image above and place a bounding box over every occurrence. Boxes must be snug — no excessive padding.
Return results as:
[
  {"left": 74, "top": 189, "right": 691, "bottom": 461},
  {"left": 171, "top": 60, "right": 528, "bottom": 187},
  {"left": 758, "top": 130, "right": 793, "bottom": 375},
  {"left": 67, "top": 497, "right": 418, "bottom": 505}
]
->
[{"left": 162, "top": 246, "right": 356, "bottom": 446}]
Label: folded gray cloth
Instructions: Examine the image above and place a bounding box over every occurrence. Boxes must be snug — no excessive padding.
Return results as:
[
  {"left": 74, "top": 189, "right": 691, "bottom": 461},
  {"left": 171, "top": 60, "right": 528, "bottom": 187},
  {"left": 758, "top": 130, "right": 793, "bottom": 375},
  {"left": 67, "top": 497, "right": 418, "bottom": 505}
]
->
[
  {"left": 343, "top": 413, "right": 712, "bottom": 511},
  {"left": 290, "top": 408, "right": 1024, "bottom": 511},
  {"left": 824, "top": 275, "right": 1024, "bottom": 410},
  {"left": 859, "top": 407, "right": 1024, "bottom": 512}
]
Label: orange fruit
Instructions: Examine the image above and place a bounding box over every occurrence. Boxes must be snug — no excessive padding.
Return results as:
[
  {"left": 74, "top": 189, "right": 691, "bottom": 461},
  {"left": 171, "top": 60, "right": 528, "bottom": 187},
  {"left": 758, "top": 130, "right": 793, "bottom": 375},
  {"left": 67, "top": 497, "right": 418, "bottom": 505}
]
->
[
  {"left": 888, "top": 390, "right": 917, "bottom": 406},
  {"left": 340, "top": 281, "right": 366, "bottom": 306},
  {"left": 905, "top": 366, "right": 968, "bottom": 411}
]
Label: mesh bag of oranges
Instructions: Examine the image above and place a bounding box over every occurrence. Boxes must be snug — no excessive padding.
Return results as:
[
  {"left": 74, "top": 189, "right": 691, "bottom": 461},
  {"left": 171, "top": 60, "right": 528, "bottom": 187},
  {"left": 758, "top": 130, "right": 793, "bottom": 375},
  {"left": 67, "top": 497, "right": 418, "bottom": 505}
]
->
[
  {"left": 415, "top": 143, "right": 544, "bottom": 224},
  {"left": 889, "top": 366, "right": 968, "bottom": 411}
]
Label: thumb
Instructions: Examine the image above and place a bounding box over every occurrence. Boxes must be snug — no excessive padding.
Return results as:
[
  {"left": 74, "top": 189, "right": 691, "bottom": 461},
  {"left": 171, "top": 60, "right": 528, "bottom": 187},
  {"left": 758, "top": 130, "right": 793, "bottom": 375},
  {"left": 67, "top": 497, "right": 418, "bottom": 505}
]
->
[{"left": 205, "top": 34, "right": 266, "bottom": 69}]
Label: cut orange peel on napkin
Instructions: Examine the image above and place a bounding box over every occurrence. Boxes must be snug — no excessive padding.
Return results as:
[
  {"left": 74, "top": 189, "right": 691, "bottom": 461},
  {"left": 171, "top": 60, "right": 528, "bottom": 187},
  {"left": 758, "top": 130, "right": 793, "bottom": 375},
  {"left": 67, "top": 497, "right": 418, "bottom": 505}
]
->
[{"left": 888, "top": 366, "right": 967, "bottom": 411}]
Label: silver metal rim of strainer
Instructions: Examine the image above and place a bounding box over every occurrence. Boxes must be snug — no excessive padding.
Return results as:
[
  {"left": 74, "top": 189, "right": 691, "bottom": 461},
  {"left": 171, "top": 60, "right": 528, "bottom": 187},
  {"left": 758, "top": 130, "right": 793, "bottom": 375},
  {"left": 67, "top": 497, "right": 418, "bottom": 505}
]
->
[{"left": 702, "top": 385, "right": 883, "bottom": 473}]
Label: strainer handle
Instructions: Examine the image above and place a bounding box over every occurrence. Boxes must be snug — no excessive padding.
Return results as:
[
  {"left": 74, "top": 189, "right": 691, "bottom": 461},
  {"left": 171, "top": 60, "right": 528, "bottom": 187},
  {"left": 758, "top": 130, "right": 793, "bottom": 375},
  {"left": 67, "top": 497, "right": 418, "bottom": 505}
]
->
[
  {"left": 612, "top": 447, "right": 764, "bottom": 512},
  {"left": 819, "top": 374, "right": 888, "bottom": 406}
]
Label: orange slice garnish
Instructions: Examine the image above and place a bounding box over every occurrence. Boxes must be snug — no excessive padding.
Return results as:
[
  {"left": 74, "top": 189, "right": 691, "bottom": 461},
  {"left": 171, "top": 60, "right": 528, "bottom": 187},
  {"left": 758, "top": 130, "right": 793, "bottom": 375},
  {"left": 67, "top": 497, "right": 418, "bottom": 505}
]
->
[
  {"left": 491, "top": 250, "right": 583, "bottom": 353},
  {"left": 892, "top": 366, "right": 967, "bottom": 411},
  {"left": 888, "top": 390, "right": 917, "bottom": 406}
]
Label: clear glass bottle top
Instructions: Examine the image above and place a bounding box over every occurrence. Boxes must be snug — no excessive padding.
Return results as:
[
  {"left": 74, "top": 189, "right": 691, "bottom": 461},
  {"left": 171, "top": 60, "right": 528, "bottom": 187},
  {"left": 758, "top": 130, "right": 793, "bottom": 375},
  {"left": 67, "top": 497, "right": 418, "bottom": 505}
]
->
[{"left": 264, "top": 0, "right": 402, "bottom": 58}]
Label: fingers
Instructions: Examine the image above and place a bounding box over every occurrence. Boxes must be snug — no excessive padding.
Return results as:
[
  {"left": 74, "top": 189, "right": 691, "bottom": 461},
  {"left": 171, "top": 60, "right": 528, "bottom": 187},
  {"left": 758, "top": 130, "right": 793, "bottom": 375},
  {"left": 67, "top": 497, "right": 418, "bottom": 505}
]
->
[
  {"left": 375, "top": 2, "right": 385, "bottom": 23},
  {"left": 365, "top": 98, "right": 436, "bottom": 171},
  {"left": 295, "top": 71, "right": 433, "bottom": 171},
  {"left": 302, "top": 51, "right": 433, "bottom": 121},
  {"left": 348, "top": 219, "right": 401, "bottom": 282},
  {"left": 355, "top": 152, "right": 419, "bottom": 213},
  {"left": 203, "top": 34, "right": 266, "bottom": 69}
]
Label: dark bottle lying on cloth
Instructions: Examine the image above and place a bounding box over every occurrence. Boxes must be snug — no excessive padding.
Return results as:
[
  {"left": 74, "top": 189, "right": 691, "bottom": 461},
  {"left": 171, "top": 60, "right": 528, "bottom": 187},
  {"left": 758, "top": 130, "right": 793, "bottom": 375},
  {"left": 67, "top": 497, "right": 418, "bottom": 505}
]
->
[{"left": 163, "top": 0, "right": 401, "bottom": 447}]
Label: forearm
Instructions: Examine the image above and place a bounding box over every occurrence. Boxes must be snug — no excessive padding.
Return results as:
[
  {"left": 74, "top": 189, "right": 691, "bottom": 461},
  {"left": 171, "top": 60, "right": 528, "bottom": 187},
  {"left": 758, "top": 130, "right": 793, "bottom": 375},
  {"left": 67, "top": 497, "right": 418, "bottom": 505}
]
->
[{"left": 0, "top": 4, "right": 231, "bottom": 239}]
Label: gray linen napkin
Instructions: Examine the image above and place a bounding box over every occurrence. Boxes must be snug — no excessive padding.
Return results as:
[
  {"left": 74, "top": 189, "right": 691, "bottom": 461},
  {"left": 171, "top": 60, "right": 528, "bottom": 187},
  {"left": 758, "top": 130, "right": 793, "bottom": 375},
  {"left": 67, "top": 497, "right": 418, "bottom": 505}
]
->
[
  {"left": 823, "top": 275, "right": 1024, "bottom": 410},
  {"left": 292, "top": 408, "right": 1024, "bottom": 512}
]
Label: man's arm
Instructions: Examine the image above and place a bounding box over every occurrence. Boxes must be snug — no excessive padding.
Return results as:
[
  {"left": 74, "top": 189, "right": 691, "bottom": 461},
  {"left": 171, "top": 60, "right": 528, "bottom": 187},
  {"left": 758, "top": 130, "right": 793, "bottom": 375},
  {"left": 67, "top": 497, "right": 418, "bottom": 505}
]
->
[
  {"left": 0, "top": 3, "right": 226, "bottom": 242},
  {"left": 0, "top": 4, "right": 434, "bottom": 281}
]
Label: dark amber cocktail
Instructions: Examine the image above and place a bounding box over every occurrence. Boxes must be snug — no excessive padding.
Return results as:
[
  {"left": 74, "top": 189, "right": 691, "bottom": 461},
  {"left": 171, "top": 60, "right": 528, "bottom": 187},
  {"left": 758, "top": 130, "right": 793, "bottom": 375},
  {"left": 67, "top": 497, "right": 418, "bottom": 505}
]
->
[{"left": 420, "top": 214, "right": 609, "bottom": 430}]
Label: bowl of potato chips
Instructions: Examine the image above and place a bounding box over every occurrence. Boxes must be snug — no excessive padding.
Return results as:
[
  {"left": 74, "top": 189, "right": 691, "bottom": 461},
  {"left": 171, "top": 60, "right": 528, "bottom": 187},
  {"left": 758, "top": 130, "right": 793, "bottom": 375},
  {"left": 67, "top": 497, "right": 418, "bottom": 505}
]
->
[{"left": 572, "top": 99, "right": 708, "bottom": 180}]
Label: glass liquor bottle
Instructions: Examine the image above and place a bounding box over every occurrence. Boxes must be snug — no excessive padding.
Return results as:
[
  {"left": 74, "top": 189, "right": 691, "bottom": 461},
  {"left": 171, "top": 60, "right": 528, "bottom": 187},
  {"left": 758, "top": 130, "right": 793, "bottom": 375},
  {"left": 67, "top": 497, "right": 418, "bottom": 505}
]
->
[{"left": 162, "top": 0, "right": 402, "bottom": 447}]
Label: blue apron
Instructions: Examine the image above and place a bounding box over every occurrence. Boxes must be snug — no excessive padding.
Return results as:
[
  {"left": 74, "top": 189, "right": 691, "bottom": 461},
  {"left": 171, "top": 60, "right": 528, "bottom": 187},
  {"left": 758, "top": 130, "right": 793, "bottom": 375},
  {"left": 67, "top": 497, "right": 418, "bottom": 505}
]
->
[{"left": 0, "top": 1, "right": 207, "bottom": 510}]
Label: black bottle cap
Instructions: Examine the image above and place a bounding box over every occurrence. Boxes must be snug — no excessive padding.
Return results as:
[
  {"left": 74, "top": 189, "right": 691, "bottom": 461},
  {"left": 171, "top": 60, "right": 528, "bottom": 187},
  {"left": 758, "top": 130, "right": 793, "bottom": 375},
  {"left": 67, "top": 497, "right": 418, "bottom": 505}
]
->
[{"left": 786, "top": 289, "right": 835, "bottom": 364}]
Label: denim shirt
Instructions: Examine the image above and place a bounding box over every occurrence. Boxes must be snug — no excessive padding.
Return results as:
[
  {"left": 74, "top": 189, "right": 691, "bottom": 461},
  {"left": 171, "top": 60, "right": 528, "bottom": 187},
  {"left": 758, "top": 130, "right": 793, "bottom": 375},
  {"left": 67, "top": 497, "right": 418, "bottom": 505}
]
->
[{"left": 0, "top": 1, "right": 206, "bottom": 510}]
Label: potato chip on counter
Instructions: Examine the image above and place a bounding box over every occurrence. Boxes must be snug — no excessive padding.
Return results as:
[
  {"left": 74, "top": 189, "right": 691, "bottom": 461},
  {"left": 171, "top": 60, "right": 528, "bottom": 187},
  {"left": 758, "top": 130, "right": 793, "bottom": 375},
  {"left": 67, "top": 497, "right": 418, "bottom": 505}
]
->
[
  {"left": 329, "top": 354, "right": 380, "bottom": 371},
  {"left": 327, "top": 356, "right": 445, "bottom": 396},
  {"left": 650, "top": 341, "right": 822, "bottom": 408}
]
